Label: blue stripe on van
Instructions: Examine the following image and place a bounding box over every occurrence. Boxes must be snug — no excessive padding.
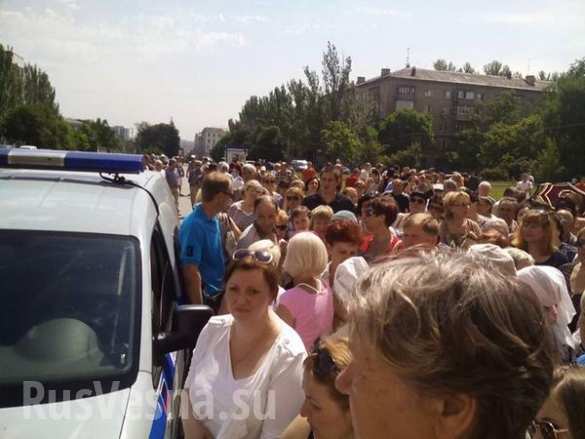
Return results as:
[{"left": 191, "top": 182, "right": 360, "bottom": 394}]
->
[{"left": 148, "top": 353, "right": 176, "bottom": 439}]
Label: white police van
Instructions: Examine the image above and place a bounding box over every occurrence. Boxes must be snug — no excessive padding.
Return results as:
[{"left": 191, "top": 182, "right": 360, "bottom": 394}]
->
[{"left": 0, "top": 147, "right": 212, "bottom": 438}]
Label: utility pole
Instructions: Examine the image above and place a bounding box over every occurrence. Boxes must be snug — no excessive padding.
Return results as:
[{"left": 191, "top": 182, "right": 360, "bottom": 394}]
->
[{"left": 406, "top": 48, "right": 411, "bottom": 68}]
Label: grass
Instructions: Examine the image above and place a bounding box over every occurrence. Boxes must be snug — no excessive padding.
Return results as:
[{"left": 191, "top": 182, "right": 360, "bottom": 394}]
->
[{"left": 491, "top": 181, "right": 514, "bottom": 200}]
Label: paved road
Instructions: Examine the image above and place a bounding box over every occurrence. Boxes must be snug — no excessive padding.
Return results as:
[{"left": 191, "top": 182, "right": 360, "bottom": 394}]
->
[{"left": 178, "top": 173, "right": 193, "bottom": 219}]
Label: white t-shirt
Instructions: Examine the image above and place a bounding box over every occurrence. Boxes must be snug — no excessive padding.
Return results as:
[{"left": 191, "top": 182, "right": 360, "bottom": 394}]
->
[
  {"left": 516, "top": 180, "right": 533, "bottom": 193},
  {"left": 185, "top": 314, "right": 306, "bottom": 439}
]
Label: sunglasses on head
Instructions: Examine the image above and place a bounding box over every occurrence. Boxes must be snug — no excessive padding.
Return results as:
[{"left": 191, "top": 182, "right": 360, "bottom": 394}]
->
[
  {"left": 311, "top": 345, "right": 339, "bottom": 381},
  {"left": 364, "top": 207, "right": 379, "bottom": 217},
  {"left": 528, "top": 420, "right": 568, "bottom": 439},
  {"left": 232, "top": 249, "right": 273, "bottom": 264}
]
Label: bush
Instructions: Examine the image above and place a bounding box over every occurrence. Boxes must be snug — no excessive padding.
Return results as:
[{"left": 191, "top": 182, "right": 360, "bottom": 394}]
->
[{"left": 481, "top": 167, "right": 509, "bottom": 181}]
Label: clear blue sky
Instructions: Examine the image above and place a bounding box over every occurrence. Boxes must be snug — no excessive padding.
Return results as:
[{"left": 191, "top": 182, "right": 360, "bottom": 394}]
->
[{"left": 1, "top": 0, "right": 584, "bottom": 140}]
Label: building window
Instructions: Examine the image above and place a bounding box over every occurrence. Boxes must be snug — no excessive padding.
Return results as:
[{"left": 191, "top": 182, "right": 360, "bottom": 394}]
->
[
  {"left": 477, "top": 93, "right": 483, "bottom": 100},
  {"left": 424, "top": 89, "right": 432, "bottom": 97},
  {"left": 395, "top": 100, "right": 414, "bottom": 111},
  {"left": 397, "top": 86, "right": 415, "bottom": 98},
  {"left": 458, "top": 90, "right": 465, "bottom": 99},
  {"left": 445, "top": 90, "right": 452, "bottom": 99},
  {"left": 465, "top": 91, "right": 475, "bottom": 100},
  {"left": 425, "top": 104, "right": 431, "bottom": 113}
]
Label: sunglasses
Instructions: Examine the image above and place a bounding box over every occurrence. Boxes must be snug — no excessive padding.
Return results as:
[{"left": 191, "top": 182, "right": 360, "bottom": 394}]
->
[
  {"left": 410, "top": 198, "right": 426, "bottom": 204},
  {"left": 287, "top": 196, "right": 301, "bottom": 201},
  {"left": 364, "top": 207, "right": 379, "bottom": 217},
  {"left": 528, "top": 420, "right": 569, "bottom": 439},
  {"left": 221, "top": 190, "right": 234, "bottom": 199},
  {"left": 232, "top": 249, "right": 273, "bottom": 264},
  {"left": 311, "top": 345, "right": 339, "bottom": 381},
  {"left": 276, "top": 224, "right": 288, "bottom": 231}
]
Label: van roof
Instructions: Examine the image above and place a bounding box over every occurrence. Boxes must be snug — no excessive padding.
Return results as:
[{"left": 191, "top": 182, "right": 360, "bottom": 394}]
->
[{"left": 0, "top": 168, "right": 165, "bottom": 236}]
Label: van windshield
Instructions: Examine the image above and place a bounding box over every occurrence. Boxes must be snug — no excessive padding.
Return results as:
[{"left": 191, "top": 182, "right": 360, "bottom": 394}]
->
[{"left": 0, "top": 230, "right": 140, "bottom": 406}]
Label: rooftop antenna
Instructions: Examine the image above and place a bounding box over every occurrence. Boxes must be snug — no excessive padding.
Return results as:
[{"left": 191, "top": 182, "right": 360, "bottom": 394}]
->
[
  {"left": 527, "top": 58, "right": 533, "bottom": 75},
  {"left": 406, "top": 48, "right": 411, "bottom": 68}
]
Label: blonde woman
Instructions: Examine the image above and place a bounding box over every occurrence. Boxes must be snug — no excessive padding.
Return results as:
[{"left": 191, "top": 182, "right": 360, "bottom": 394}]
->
[
  {"left": 439, "top": 190, "right": 481, "bottom": 248},
  {"left": 276, "top": 232, "right": 334, "bottom": 351},
  {"left": 512, "top": 209, "right": 569, "bottom": 269}
]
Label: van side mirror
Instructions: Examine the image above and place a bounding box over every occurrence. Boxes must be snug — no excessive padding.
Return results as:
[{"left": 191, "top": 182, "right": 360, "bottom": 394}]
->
[{"left": 154, "top": 304, "right": 214, "bottom": 356}]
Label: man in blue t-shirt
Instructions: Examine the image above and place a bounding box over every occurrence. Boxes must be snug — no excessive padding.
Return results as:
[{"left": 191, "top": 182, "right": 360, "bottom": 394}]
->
[{"left": 179, "top": 171, "right": 233, "bottom": 305}]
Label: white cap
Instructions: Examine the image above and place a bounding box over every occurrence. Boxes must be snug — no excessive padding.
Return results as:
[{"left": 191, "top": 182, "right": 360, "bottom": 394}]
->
[{"left": 333, "top": 257, "right": 369, "bottom": 304}]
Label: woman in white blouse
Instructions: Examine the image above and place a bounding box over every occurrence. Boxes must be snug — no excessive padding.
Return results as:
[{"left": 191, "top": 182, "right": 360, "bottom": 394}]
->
[{"left": 182, "top": 250, "right": 307, "bottom": 439}]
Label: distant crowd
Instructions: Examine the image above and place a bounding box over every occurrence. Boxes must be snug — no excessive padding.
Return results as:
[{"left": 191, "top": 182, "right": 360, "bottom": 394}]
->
[{"left": 144, "top": 152, "right": 585, "bottom": 439}]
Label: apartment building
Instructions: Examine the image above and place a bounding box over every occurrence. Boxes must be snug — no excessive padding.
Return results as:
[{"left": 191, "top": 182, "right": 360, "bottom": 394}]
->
[
  {"left": 194, "top": 127, "right": 227, "bottom": 156},
  {"left": 356, "top": 67, "right": 550, "bottom": 146}
]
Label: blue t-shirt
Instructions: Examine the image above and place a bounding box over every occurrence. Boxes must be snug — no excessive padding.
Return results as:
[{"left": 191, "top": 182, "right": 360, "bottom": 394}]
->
[{"left": 179, "top": 203, "right": 225, "bottom": 297}]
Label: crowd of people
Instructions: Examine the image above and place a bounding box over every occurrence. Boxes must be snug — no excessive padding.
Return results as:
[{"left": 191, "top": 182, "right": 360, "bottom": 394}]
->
[{"left": 155, "top": 153, "right": 585, "bottom": 439}]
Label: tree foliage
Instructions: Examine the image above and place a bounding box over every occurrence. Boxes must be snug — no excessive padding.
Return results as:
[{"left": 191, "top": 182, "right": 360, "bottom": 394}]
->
[
  {"left": 433, "top": 59, "right": 457, "bottom": 71},
  {"left": 135, "top": 121, "right": 180, "bottom": 157},
  {"left": 1, "top": 104, "right": 71, "bottom": 148},
  {"left": 379, "top": 109, "right": 434, "bottom": 154},
  {"left": 0, "top": 44, "right": 58, "bottom": 121}
]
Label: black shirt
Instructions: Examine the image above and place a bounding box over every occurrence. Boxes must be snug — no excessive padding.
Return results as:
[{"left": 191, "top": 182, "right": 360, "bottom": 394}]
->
[
  {"left": 303, "top": 193, "right": 355, "bottom": 213},
  {"left": 536, "top": 251, "right": 570, "bottom": 270}
]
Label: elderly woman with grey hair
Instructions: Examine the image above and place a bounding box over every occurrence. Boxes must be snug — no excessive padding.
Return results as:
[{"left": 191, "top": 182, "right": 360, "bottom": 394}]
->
[{"left": 335, "top": 250, "right": 555, "bottom": 439}]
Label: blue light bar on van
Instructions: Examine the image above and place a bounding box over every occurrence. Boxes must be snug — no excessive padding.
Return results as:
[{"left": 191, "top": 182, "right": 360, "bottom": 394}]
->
[{"left": 0, "top": 147, "right": 144, "bottom": 174}]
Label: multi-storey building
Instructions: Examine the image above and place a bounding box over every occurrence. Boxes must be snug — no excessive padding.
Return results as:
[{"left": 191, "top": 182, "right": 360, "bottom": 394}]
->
[
  {"left": 193, "top": 127, "right": 226, "bottom": 156},
  {"left": 112, "top": 125, "right": 131, "bottom": 141},
  {"left": 356, "top": 67, "right": 550, "bottom": 147}
]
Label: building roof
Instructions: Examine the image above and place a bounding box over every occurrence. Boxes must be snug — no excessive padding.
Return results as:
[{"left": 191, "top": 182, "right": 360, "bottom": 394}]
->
[{"left": 357, "top": 67, "right": 551, "bottom": 92}]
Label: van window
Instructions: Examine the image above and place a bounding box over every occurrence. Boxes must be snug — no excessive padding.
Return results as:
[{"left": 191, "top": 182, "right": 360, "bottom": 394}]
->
[
  {"left": 0, "top": 230, "right": 140, "bottom": 407},
  {"left": 150, "top": 225, "right": 176, "bottom": 387}
]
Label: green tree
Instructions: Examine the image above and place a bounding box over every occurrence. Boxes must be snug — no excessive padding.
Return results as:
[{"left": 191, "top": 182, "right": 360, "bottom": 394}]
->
[
  {"left": 543, "top": 64, "right": 585, "bottom": 178},
  {"left": 378, "top": 109, "right": 434, "bottom": 154},
  {"left": 533, "top": 138, "right": 564, "bottom": 182},
  {"left": 462, "top": 62, "right": 476, "bottom": 74},
  {"left": 77, "top": 118, "right": 120, "bottom": 151},
  {"left": 135, "top": 121, "right": 180, "bottom": 157},
  {"left": 321, "top": 41, "right": 352, "bottom": 122},
  {"left": 1, "top": 104, "right": 71, "bottom": 148},
  {"left": 247, "top": 125, "right": 285, "bottom": 162},
  {"left": 320, "top": 121, "right": 361, "bottom": 163},
  {"left": 483, "top": 60, "right": 512, "bottom": 76},
  {"left": 433, "top": 59, "right": 457, "bottom": 71}
]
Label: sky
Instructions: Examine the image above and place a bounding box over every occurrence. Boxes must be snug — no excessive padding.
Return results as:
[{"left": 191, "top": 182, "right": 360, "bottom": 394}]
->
[{"left": 1, "top": 0, "right": 584, "bottom": 141}]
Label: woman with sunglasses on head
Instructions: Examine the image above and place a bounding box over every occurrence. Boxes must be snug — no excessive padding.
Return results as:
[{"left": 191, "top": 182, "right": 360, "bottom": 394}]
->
[
  {"left": 531, "top": 366, "right": 585, "bottom": 439},
  {"left": 228, "top": 179, "right": 266, "bottom": 232},
  {"left": 182, "top": 251, "right": 306, "bottom": 439},
  {"left": 512, "top": 209, "right": 569, "bottom": 269},
  {"left": 439, "top": 190, "right": 482, "bottom": 248},
  {"left": 276, "top": 232, "right": 334, "bottom": 352},
  {"left": 281, "top": 334, "right": 354, "bottom": 439}
]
